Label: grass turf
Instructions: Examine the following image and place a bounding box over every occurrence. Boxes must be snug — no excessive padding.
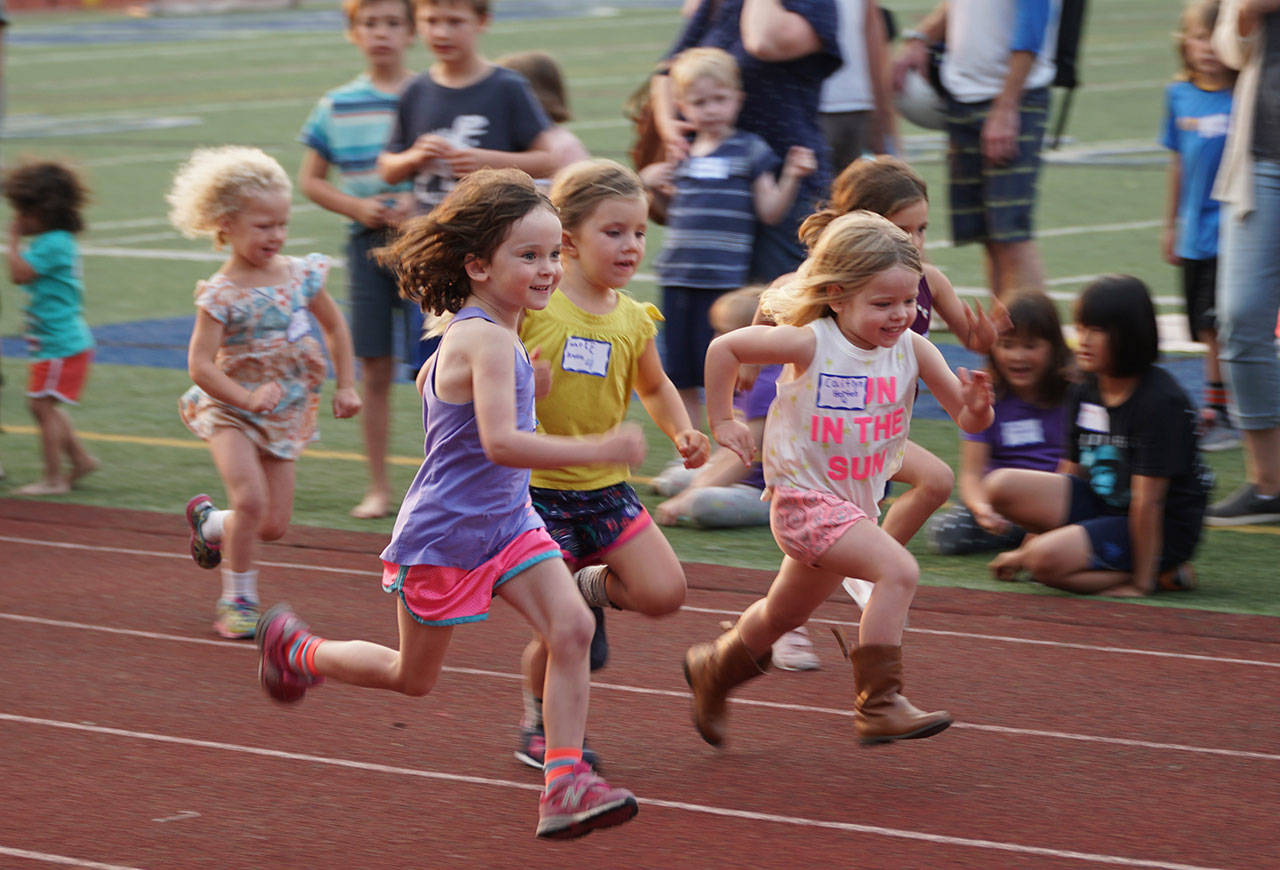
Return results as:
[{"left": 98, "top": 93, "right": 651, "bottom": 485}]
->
[{"left": 1, "top": 0, "right": 1276, "bottom": 616}]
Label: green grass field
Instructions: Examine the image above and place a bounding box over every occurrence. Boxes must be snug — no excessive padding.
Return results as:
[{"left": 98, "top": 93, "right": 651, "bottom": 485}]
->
[{"left": 1, "top": 0, "right": 1276, "bottom": 615}]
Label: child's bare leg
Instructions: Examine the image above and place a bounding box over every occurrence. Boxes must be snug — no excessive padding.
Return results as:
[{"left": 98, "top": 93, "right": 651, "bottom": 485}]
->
[
  {"left": 984, "top": 468, "right": 1073, "bottom": 533},
  {"left": 880, "top": 442, "right": 954, "bottom": 545},
  {"left": 208, "top": 428, "right": 267, "bottom": 573},
  {"left": 598, "top": 524, "right": 687, "bottom": 616},
  {"left": 500, "top": 558, "right": 594, "bottom": 756},
  {"left": 736, "top": 557, "right": 844, "bottom": 655},
  {"left": 997, "top": 524, "right": 1133, "bottom": 594},
  {"left": 259, "top": 454, "right": 297, "bottom": 543},
  {"left": 312, "top": 600, "right": 453, "bottom": 695},
  {"left": 23, "top": 396, "right": 69, "bottom": 490},
  {"left": 353, "top": 355, "right": 394, "bottom": 518}
]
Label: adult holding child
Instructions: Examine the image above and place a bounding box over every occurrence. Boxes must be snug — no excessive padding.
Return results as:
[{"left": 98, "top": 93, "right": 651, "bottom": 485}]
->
[
  {"left": 651, "top": 0, "right": 842, "bottom": 284},
  {"left": 299, "top": 0, "right": 420, "bottom": 520},
  {"left": 1205, "top": 0, "right": 1280, "bottom": 525}
]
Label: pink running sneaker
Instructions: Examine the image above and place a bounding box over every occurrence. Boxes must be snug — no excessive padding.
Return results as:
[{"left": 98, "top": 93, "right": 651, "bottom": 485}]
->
[
  {"left": 256, "top": 604, "right": 322, "bottom": 704},
  {"left": 535, "top": 762, "right": 638, "bottom": 840},
  {"left": 185, "top": 494, "right": 221, "bottom": 570}
]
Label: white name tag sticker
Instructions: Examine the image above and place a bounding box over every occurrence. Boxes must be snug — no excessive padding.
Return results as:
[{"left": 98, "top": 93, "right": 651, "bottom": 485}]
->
[
  {"left": 816, "top": 373, "right": 868, "bottom": 411},
  {"left": 286, "top": 309, "right": 311, "bottom": 343},
  {"left": 687, "top": 156, "right": 731, "bottom": 180},
  {"left": 562, "top": 336, "right": 611, "bottom": 377},
  {"left": 1077, "top": 402, "right": 1109, "bottom": 433},
  {"left": 1001, "top": 418, "right": 1045, "bottom": 447}
]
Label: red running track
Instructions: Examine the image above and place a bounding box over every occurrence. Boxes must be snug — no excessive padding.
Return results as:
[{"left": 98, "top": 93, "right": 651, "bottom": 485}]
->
[{"left": 0, "top": 499, "right": 1277, "bottom": 869}]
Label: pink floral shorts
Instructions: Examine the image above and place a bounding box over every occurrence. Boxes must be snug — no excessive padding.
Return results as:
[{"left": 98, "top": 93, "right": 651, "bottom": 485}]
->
[{"left": 769, "top": 485, "right": 871, "bottom": 567}]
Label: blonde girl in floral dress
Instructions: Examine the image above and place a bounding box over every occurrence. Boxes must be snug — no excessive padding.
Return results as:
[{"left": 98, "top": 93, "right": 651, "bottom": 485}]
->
[{"left": 169, "top": 146, "right": 362, "bottom": 638}]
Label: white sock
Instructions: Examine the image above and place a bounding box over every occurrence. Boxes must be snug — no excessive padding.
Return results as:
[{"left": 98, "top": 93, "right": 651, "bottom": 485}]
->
[
  {"left": 202, "top": 509, "right": 230, "bottom": 544},
  {"left": 221, "top": 568, "right": 259, "bottom": 603},
  {"left": 574, "top": 564, "right": 613, "bottom": 609},
  {"left": 522, "top": 689, "right": 543, "bottom": 730}
]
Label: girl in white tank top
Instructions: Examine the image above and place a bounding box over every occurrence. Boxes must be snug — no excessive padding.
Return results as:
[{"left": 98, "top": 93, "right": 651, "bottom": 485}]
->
[{"left": 683, "top": 212, "right": 995, "bottom": 747}]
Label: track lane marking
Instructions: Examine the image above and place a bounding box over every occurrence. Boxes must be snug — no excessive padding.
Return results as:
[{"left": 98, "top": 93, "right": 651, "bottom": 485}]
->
[
  {"left": 2, "top": 614, "right": 1277, "bottom": 763},
  {"left": 0, "top": 713, "right": 1231, "bottom": 870}
]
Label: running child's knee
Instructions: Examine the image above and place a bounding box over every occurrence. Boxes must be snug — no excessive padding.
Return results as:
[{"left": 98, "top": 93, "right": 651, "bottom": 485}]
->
[
  {"left": 396, "top": 670, "right": 439, "bottom": 697},
  {"left": 258, "top": 518, "right": 290, "bottom": 541},
  {"left": 545, "top": 605, "right": 594, "bottom": 660},
  {"left": 631, "top": 578, "right": 686, "bottom": 617},
  {"left": 917, "top": 465, "right": 955, "bottom": 509}
]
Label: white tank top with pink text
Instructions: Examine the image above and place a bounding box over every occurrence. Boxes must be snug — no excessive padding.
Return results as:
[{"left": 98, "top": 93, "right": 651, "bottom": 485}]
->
[{"left": 763, "top": 316, "right": 917, "bottom": 518}]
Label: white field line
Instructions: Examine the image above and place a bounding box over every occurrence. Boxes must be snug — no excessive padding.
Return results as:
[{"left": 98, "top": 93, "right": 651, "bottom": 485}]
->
[
  {"left": 0, "top": 713, "right": 1236, "bottom": 870},
  {"left": 2, "top": 533, "right": 1278, "bottom": 675},
  {"left": 0, "top": 847, "right": 141, "bottom": 870}
]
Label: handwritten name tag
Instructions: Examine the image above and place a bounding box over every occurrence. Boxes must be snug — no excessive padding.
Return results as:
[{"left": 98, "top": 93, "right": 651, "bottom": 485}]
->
[
  {"left": 687, "top": 156, "right": 731, "bottom": 180},
  {"left": 562, "top": 336, "right": 611, "bottom": 377},
  {"left": 1076, "top": 402, "right": 1109, "bottom": 433},
  {"left": 1001, "top": 418, "right": 1045, "bottom": 447},
  {"left": 286, "top": 309, "right": 312, "bottom": 343},
  {"left": 816, "top": 373, "right": 868, "bottom": 411}
]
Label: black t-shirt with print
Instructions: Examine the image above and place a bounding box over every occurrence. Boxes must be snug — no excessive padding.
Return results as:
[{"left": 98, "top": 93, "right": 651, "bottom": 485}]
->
[{"left": 1067, "top": 366, "right": 1210, "bottom": 537}]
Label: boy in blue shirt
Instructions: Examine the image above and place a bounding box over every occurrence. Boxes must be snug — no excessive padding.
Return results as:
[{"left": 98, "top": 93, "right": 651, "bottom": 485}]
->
[
  {"left": 299, "top": 0, "right": 420, "bottom": 519},
  {"left": 377, "top": 0, "right": 555, "bottom": 214},
  {"left": 1160, "top": 0, "right": 1237, "bottom": 451}
]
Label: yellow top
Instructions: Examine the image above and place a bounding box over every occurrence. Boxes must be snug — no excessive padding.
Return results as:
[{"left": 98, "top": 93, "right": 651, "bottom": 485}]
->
[{"left": 521, "top": 288, "right": 662, "bottom": 490}]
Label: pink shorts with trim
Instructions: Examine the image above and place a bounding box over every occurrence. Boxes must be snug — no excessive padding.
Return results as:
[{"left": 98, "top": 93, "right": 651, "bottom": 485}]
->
[
  {"left": 769, "top": 485, "right": 871, "bottom": 567},
  {"left": 382, "top": 526, "right": 562, "bottom": 627},
  {"left": 26, "top": 350, "right": 93, "bottom": 404}
]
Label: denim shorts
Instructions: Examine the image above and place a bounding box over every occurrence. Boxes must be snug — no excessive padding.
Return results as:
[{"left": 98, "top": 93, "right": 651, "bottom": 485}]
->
[
  {"left": 946, "top": 87, "right": 1049, "bottom": 245},
  {"left": 346, "top": 227, "right": 422, "bottom": 361},
  {"left": 1065, "top": 476, "right": 1200, "bottom": 572}
]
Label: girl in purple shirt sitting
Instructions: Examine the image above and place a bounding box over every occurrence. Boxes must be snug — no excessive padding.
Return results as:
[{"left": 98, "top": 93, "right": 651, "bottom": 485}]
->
[{"left": 928, "top": 290, "right": 1074, "bottom": 555}]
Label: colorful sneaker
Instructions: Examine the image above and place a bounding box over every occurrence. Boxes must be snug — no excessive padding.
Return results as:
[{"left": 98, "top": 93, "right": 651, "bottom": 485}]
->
[
  {"left": 535, "top": 762, "right": 638, "bottom": 840},
  {"left": 185, "top": 494, "right": 221, "bottom": 569},
  {"left": 213, "top": 596, "right": 259, "bottom": 640},
  {"left": 1206, "top": 483, "right": 1280, "bottom": 526},
  {"left": 256, "top": 603, "right": 323, "bottom": 703},
  {"left": 514, "top": 725, "right": 600, "bottom": 771},
  {"left": 771, "top": 626, "right": 820, "bottom": 671}
]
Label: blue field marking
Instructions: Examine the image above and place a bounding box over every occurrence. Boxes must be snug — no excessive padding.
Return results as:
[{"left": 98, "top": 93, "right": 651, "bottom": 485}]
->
[{"left": 1, "top": 320, "right": 1208, "bottom": 419}]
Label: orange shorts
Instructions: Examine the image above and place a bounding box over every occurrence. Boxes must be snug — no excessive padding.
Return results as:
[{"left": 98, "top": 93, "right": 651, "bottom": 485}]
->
[
  {"left": 769, "top": 485, "right": 871, "bottom": 567},
  {"left": 26, "top": 350, "right": 93, "bottom": 404},
  {"left": 381, "top": 526, "right": 562, "bottom": 627}
]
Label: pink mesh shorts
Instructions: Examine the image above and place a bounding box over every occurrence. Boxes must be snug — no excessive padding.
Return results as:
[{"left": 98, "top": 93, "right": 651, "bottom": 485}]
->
[
  {"left": 382, "top": 526, "right": 562, "bottom": 626},
  {"left": 769, "top": 485, "right": 871, "bottom": 567}
]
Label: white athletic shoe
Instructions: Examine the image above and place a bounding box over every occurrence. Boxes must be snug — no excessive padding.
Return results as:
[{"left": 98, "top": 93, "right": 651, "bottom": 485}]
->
[
  {"left": 771, "top": 626, "right": 820, "bottom": 671},
  {"left": 842, "top": 577, "right": 874, "bottom": 610}
]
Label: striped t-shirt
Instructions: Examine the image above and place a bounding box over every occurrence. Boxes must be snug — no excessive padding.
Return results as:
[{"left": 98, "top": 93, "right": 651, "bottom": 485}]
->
[
  {"left": 657, "top": 130, "right": 780, "bottom": 290},
  {"left": 298, "top": 74, "right": 409, "bottom": 227}
]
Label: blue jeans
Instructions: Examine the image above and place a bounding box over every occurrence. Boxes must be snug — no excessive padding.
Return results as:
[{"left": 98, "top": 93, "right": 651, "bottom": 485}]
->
[{"left": 1219, "top": 159, "right": 1280, "bottom": 429}]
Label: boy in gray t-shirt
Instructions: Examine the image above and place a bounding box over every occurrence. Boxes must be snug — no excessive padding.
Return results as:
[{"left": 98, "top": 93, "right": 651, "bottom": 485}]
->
[{"left": 378, "top": 0, "right": 553, "bottom": 213}]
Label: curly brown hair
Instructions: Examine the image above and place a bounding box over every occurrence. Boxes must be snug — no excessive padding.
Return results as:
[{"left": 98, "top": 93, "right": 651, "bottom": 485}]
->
[
  {"left": 3, "top": 161, "right": 89, "bottom": 234},
  {"left": 377, "top": 168, "right": 556, "bottom": 318}
]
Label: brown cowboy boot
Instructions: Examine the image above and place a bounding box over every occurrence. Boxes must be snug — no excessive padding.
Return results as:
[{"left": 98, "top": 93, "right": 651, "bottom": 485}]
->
[
  {"left": 683, "top": 627, "right": 771, "bottom": 746},
  {"left": 852, "top": 644, "right": 952, "bottom": 745}
]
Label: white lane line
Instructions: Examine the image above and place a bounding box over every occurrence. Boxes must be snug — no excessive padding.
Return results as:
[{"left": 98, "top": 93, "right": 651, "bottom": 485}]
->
[
  {"left": 0, "top": 848, "right": 141, "bottom": 870},
  {"left": 2, "top": 534, "right": 1277, "bottom": 669},
  {"left": 0, "top": 713, "right": 1231, "bottom": 870},
  {"left": 3, "top": 614, "right": 1277, "bottom": 763}
]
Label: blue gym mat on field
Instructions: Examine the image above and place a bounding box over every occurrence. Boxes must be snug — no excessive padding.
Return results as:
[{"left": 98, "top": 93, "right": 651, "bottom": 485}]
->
[{"left": 0, "top": 317, "right": 1208, "bottom": 421}]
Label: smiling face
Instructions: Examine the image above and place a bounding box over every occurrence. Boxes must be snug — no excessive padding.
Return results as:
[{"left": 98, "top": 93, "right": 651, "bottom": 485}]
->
[
  {"left": 472, "top": 206, "right": 563, "bottom": 313},
  {"left": 992, "top": 332, "right": 1054, "bottom": 397},
  {"left": 564, "top": 195, "right": 647, "bottom": 291},
  {"left": 830, "top": 266, "right": 919, "bottom": 350},
  {"left": 884, "top": 199, "right": 929, "bottom": 255},
  {"left": 220, "top": 190, "right": 290, "bottom": 269},
  {"left": 676, "top": 75, "right": 743, "bottom": 139},
  {"left": 349, "top": 0, "right": 415, "bottom": 67}
]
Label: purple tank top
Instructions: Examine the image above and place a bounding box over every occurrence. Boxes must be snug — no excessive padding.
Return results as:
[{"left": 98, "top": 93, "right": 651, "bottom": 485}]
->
[
  {"left": 911, "top": 274, "right": 934, "bottom": 336},
  {"left": 381, "top": 307, "right": 542, "bottom": 569}
]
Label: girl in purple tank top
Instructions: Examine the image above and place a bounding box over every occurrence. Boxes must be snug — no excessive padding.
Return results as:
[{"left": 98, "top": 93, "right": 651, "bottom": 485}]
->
[{"left": 252, "top": 169, "right": 643, "bottom": 841}]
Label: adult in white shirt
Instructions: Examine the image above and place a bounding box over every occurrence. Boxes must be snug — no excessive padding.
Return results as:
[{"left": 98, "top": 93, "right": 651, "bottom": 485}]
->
[{"left": 818, "top": 0, "right": 896, "bottom": 171}]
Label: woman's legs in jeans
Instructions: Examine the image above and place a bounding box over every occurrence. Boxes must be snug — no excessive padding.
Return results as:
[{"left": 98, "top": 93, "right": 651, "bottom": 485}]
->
[{"left": 1217, "top": 160, "right": 1280, "bottom": 503}]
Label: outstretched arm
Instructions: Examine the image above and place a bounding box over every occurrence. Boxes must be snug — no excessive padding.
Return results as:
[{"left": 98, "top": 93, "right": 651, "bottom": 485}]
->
[
  {"left": 913, "top": 332, "right": 994, "bottom": 433},
  {"left": 634, "top": 338, "right": 711, "bottom": 469}
]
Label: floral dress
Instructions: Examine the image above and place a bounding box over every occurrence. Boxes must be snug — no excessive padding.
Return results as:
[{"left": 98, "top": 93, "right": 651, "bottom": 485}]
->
[{"left": 179, "top": 254, "right": 330, "bottom": 460}]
